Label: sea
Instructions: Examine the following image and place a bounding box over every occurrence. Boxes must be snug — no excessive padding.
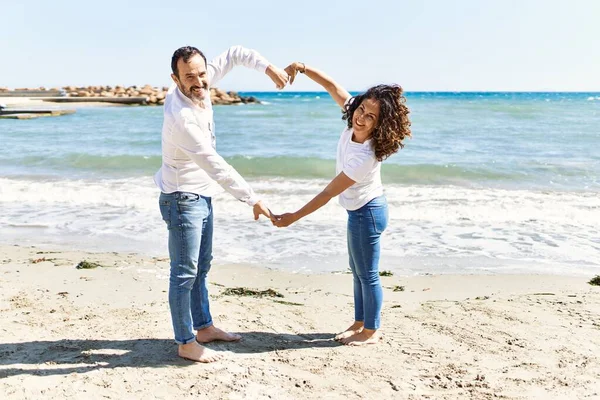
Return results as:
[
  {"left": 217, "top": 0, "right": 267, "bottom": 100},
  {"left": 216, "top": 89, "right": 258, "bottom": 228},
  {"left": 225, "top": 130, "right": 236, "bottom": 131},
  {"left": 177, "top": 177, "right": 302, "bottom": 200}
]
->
[{"left": 1, "top": 92, "right": 599, "bottom": 275}]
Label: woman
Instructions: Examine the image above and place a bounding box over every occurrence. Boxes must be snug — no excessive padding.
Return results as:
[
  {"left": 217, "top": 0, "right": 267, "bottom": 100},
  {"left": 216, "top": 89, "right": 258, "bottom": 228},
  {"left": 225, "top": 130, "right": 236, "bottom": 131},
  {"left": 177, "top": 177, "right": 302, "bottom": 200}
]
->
[{"left": 273, "top": 62, "right": 411, "bottom": 345}]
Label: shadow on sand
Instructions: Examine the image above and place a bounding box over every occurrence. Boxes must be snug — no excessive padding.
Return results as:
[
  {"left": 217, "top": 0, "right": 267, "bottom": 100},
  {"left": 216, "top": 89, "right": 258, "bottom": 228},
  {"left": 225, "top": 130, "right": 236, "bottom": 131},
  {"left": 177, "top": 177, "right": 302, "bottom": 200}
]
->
[{"left": 0, "top": 331, "right": 340, "bottom": 378}]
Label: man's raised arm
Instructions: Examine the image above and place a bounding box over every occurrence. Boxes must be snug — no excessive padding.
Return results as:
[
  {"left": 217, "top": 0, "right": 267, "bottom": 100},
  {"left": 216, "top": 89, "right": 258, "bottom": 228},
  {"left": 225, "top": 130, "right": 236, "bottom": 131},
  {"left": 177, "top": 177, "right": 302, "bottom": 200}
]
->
[{"left": 207, "top": 45, "right": 288, "bottom": 89}]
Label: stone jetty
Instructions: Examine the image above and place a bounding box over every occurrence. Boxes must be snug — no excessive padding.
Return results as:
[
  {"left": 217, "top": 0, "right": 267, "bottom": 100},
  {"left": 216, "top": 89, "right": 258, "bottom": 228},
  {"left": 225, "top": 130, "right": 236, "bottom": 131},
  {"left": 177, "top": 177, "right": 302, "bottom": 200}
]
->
[{"left": 0, "top": 86, "right": 259, "bottom": 106}]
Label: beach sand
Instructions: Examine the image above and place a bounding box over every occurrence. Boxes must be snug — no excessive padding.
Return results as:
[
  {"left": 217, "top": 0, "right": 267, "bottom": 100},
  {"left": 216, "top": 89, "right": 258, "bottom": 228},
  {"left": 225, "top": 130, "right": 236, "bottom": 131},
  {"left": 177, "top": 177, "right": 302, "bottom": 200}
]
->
[{"left": 1, "top": 244, "right": 599, "bottom": 399}]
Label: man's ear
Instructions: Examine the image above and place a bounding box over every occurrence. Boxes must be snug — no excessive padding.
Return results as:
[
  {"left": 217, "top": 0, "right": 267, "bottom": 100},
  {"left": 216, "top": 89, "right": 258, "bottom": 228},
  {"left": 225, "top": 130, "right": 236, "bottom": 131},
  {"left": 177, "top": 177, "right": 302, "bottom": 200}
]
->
[{"left": 171, "top": 73, "right": 180, "bottom": 85}]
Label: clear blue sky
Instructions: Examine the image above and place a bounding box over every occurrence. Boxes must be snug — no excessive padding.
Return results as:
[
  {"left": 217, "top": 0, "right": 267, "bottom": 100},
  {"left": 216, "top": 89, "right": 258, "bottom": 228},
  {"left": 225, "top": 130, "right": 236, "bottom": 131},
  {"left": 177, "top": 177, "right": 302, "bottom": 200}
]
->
[{"left": 1, "top": 0, "right": 599, "bottom": 92}]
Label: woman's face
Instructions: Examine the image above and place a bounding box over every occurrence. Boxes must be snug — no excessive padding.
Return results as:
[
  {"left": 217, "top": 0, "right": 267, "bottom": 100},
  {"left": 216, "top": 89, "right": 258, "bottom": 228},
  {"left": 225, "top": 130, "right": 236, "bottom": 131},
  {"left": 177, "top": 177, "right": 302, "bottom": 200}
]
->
[{"left": 352, "top": 98, "right": 381, "bottom": 137}]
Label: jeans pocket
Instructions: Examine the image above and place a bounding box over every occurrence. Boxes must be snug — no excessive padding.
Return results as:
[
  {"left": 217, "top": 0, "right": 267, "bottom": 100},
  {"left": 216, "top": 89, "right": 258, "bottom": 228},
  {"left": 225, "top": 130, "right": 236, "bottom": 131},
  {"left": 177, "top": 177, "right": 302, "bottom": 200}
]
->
[
  {"left": 159, "top": 199, "right": 171, "bottom": 228},
  {"left": 177, "top": 192, "right": 200, "bottom": 207},
  {"left": 369, "top": 206, "right": 388, "bottom": 234}
]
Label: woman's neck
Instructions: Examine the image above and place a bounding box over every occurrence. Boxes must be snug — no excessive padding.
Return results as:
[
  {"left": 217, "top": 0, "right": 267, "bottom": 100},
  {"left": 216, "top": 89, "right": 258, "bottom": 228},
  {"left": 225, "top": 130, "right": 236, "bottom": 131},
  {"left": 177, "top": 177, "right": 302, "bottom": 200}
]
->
[{"left": 352, "top": 131, "right": 370, "bottom": 144}]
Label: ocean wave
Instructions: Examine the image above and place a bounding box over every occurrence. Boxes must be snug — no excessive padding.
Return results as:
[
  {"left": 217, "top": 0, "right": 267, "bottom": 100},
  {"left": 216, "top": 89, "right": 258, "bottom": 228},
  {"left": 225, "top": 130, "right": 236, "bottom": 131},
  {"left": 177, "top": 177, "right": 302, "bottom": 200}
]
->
[
  {"left": 0, "top": 176, "right": 597, "bottom": 226},
  {"left": 219, "top": 156, "right": 522, "bottom": 184},
  {"left": 0, "top": 176, "right": 598, "bottom": 274},
  {"left": 3, "top": 153, "right": 598, "bottom": 189},
  {"left": 9, "top": 153, "right": 161, "bottom": 173}
]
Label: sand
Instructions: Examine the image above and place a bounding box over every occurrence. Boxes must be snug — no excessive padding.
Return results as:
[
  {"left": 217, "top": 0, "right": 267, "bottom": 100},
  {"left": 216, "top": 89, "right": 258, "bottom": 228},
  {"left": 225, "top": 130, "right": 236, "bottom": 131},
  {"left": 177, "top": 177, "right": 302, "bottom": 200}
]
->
[{"left": 1, "top": 244, "right": 599, "bottom": 399}]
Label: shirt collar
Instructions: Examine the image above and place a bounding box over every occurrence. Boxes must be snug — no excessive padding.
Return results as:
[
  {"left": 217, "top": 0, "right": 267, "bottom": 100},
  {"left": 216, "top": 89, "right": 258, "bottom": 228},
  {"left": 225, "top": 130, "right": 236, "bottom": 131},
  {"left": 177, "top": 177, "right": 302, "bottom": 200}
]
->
[{"left": 349, "top": 128, "right": 372, "bottom": 147}]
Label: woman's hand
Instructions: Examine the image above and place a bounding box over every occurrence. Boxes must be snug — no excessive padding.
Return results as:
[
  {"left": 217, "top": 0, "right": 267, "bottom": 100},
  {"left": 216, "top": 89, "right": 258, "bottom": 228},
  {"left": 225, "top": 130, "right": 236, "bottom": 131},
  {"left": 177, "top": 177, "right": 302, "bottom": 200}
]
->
[
  {"left": 284, "top": 62, "right": 304, "bottom": 85},
  {"left": 272, "top": 212, "right": 298, "bottom": 228}
]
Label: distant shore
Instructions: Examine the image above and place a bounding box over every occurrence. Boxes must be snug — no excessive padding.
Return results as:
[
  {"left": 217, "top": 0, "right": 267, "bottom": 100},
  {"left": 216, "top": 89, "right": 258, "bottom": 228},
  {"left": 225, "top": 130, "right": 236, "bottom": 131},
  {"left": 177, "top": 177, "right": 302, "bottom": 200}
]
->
[{"left": 0, "top": 85, "right": 259, "bottom": 107}]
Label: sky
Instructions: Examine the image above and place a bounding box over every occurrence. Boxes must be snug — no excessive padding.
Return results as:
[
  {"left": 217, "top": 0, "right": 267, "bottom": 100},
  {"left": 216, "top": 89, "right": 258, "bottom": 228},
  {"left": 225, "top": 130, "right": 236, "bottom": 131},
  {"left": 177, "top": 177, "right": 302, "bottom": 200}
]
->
[{"left": 1, "top": 0, "right": 599, "bottom": 92}]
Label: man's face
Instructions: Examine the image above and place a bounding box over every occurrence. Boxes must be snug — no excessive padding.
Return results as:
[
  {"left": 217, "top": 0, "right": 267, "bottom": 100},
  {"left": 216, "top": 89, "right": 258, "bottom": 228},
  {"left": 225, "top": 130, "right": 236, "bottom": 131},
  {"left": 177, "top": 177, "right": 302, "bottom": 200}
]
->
[{"left": 171, "top": 54, "right": 208, "bottom": 105}]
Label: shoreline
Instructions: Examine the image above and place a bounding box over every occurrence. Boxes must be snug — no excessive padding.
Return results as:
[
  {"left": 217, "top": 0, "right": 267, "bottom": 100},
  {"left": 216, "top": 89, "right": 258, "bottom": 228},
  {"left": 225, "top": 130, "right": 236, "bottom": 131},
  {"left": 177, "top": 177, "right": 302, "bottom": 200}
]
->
[
  {"left": 1, "top": 244, "right": 599, "bottom": 399},
  {"left": 3, "top": 234, "right": 598, "bottom": 278}
]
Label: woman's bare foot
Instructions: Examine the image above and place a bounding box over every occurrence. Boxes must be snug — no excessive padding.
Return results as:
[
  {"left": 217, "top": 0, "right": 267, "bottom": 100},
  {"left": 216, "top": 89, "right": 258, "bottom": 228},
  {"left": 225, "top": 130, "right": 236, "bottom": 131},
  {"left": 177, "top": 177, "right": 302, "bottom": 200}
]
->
[
  {"left": 178, "top": 341, "right": 222, "bottom": 363},
  {"left": 196, "top": 325, "right": 242, "bottom": 343},
  {"left": 334, "top": 321, "right": 364, "bottom": 341},
  {"left": 340, "top": 328, "right": 379, "bottom": 346}
]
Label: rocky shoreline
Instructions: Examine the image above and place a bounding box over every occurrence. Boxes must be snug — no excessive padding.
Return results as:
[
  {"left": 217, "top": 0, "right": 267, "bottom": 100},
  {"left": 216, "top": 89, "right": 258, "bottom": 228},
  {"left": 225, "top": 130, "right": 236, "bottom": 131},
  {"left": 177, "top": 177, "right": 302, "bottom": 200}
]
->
[{"left": 0, "top": 85, "right": 259, "bottom": 106}]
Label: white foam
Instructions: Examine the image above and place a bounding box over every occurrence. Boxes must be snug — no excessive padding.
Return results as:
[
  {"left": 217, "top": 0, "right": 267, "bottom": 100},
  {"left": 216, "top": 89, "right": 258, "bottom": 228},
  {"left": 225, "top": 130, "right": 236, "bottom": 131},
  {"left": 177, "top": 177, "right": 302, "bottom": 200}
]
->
[{"left": 1, "top": 177, "right": 599, "bottom": 275}]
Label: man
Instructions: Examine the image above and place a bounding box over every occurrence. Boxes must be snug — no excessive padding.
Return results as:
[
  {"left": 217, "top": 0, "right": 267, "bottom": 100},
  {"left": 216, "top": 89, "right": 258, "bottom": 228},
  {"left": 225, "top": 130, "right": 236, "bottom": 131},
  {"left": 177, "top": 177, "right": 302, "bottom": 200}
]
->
[{"left": 155, "top": 45, "right": 288, "bottom": 362}]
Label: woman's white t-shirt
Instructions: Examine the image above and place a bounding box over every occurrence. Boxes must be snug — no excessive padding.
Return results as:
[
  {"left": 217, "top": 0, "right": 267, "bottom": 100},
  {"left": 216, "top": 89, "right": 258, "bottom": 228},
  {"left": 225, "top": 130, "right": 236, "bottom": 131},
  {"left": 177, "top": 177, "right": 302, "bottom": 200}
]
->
[{"left": 336, "top": 126, "right": 384, "bottom": 211}]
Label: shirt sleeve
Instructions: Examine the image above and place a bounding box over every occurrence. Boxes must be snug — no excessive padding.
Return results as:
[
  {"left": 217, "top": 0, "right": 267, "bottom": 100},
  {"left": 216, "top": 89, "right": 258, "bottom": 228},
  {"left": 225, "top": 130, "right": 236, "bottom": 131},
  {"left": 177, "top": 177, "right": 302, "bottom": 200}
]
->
[
  {"left": 175, "top": 112, "right": 260, "bottom": 206},
  {"left": 207, "top": 45, "right": 270, "bottom": 88},
  {"left": 343, "top": 152, "right": 377, "bottom": 183}
]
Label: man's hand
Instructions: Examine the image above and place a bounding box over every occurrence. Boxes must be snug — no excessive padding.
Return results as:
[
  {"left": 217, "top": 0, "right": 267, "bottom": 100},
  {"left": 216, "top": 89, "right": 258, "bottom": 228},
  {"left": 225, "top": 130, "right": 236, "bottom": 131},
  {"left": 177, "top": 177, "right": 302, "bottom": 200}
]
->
[
  {"left": 253, "top": 201, "right": 274, "bottom": 221},
  {"left": 265, "top": 65, "right": 289, "bottom": 90},
  {"left": 272, "top": 213, "right": 298, "bottom": 228}
]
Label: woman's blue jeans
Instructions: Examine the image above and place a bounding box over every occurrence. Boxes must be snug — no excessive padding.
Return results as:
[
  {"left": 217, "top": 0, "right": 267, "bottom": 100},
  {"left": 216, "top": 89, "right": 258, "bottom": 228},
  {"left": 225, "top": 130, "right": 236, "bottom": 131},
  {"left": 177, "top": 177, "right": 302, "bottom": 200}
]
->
[
  {"left": 159, "top": 192, "right": 214, "bottom": 344},
  {"left": 347, "top": 196, "right": 388, "bottom": 330}
]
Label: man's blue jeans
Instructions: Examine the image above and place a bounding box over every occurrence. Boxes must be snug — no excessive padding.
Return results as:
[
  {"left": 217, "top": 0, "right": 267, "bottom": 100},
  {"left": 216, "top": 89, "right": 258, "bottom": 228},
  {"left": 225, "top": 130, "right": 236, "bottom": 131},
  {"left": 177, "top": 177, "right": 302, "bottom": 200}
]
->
[
  {"left": 159, "top": 192, "right": 214, "bottom": 344},
  {"left": 347, "top": 196, "right": 388, "bottom": 330}
]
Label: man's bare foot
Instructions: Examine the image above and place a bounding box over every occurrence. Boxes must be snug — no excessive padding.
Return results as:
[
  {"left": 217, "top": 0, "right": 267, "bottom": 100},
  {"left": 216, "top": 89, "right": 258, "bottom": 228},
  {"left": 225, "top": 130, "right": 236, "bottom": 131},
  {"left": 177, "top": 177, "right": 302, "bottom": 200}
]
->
[
  {"left": 334, "top": 321, "right": 364, "bottom": 341},
  {"left": 178, "top": 341, "right": 222, "bottom": 363},
  {"left": 196, "top": 325, "right": 242, "bottom": 343},
  {"left": 340, "top": 328, "right": 379, "bottom": 346}
]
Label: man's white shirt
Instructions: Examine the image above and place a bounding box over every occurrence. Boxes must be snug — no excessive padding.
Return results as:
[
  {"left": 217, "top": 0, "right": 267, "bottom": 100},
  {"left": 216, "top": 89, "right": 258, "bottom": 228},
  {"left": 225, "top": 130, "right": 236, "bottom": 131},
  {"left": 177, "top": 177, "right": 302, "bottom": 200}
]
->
[{"left": 154, "top": 46, "right": 270, "bottom": 206}]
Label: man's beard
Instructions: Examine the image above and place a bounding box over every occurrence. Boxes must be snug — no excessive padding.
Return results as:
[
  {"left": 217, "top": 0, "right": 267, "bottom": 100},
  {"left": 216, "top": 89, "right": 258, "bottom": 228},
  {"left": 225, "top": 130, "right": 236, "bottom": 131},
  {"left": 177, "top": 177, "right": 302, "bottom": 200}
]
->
[{"left": 181, "top": 83, "right": 207, "bottom": 105}]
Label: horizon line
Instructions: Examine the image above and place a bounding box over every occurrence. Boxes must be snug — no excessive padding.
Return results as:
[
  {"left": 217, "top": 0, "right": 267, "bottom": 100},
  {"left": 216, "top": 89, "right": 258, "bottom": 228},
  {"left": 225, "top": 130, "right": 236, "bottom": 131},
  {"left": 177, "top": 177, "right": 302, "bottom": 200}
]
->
[
  {"left": 2, "top": 86, "right": 599, "bottom": 94},
  {"left": 238, "top": 90, "right": 600, "bottom": 93}
]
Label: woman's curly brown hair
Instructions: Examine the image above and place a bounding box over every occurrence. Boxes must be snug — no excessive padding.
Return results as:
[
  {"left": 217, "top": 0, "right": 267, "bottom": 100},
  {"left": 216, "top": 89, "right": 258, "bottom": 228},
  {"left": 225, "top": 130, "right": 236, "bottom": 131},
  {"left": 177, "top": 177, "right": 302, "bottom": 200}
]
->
[{"left": 342, "top": 84, "right": 411, "bottom": 161}]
